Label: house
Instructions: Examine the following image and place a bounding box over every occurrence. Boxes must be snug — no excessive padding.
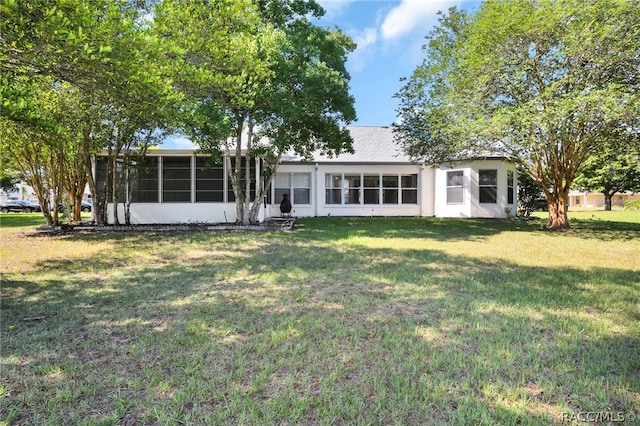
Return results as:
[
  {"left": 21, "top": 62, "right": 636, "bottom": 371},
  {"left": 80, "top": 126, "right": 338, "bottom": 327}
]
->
[
  {"left": 568, "top": 189, "right": 640, "bottom": 208},
  {"left": 96, "top": 126, "right": 517, "bottom": 224}
]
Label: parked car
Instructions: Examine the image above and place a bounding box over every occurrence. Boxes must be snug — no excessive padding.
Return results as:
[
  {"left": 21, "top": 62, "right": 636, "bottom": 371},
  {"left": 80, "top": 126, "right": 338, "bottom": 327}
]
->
[
  {"left": 81, "top": 200, "right": 92, "bottom": 212},
  {"left": 0, "top": 200, "right": 42, "bottom": 213},
  {"left": 56, "top": 200, "right": 92, "bottom": 213}
]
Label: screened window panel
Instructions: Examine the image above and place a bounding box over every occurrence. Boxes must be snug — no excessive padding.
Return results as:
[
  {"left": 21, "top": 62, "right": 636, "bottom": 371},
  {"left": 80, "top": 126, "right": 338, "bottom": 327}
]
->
[
  {"left": 195, "top": 158, "right": 224, "bottom": 203},
  {"left": 402, "top": 189, "right": 418, "bottom": 204},
  {"left": 382, "top": 175, "right": 398, "bottom": 188},
  {"left": 401, "top": 174, "right": 417, "bottom": 188},
  {"left": 131, "top": 158, "right": 158, "bottom": 203},
  {"left": 479, "top": 187, "right": 497, "bottom": 203},
  {"left": 447, "top": 171, "right": 463, "bottom": 186},
  {"left": 507, "top": 170, "right": 514, "bottom": 204},
  {"left": 479, "top": 170, "right": 498, "bottom": 203},
  {"left": 326, "top": 189, "right": 341, "bottom": 204},
  {"left": 447, "top": 187, "right": 464, "bottom": 204},
  {"left": 162, "top": 157, "right": 191, "bottom": 203},
  {"left": 364, "top": 175, "right": 379, "bottom": 188},
  {"left": 364, "top": 189, "right": 379, "bottom": 204},
  {"left": 293, "top": 188, "right": 310, "bottom": 204},
  {"left": 479, "top": 170, "right": 497, "bottom": 186},
  {"left": 275, "top": 188, "right": 291, "bottom": 204},
  {"left": 275, "top": 173, "right": 290, "bottom": 187},
  {"left": 383, "top": 188, "right": 398, "bottom": 204},
  {"left": 292, "top": 173, "right": 310, "bottom": 188}
]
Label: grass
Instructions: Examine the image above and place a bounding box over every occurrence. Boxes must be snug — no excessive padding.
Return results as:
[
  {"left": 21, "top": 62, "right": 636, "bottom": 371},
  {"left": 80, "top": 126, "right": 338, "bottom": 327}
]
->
[{"left": 1, "top": 211, "right": 639, "bottom": 425}]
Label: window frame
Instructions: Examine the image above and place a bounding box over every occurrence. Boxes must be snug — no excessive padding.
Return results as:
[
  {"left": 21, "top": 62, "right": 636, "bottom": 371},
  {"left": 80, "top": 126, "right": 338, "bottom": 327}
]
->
[
  {"left": 478, "top": 169, "right": 498, "bottom": 204},
  {"left": 446, "top": 170, "right": 464, "bottom": 205}
]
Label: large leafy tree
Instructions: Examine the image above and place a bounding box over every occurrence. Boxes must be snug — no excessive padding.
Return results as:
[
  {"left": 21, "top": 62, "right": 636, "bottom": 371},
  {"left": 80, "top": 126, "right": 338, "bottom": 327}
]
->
[
  {"left": 1, "top": 0, "right": 178, "bottom": 225},
  {"left": 574, "top": 148, "right": 640, "bottom": 210},
  {"left": 154, "top": 0, "right": 356, "bottom": 224},
  {"left": 395, "top": 0, "right": 640, "bottom": 229}
]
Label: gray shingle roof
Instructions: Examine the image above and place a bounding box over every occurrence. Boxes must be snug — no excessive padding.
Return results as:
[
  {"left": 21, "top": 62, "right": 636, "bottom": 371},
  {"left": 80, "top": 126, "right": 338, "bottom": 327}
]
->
[{"left": 282, "top": 126, "right": 414, "bottom": 164}]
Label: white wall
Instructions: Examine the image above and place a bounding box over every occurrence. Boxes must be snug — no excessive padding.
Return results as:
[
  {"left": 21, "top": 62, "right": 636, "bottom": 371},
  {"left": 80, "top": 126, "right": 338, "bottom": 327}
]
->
[
  {"left": 106, "top": 202, "right": 264, "bottom": 224},
  {"left": 267, "top": 163, "right": 431, "bottom": 218},
  {"left": 434, "top": 160, "right": 516, "bottom": 218}
]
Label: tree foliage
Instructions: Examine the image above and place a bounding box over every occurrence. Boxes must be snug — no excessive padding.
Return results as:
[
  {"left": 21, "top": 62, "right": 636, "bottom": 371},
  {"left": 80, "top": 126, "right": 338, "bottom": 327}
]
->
[
  {"left": 574, "top": 148, "right": 640, "bottom": 210},
  {"left": 1, "top": 0, "right": 178, "bottom": 225},
  {"left": 395, "top": 0, "right": 640, "bottom": 229},
  {"left": 154, "top": 0, "right": 356, "bottom": 224}
]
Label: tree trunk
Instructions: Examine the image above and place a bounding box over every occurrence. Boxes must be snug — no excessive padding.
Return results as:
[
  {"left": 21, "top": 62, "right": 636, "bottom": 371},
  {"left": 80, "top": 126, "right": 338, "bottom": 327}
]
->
[
  {"left": 603, "top": 192, "right": 612, "bottom": 211},
  {"left": 546, "top": 193, "right": 570, "bottom": 229}
]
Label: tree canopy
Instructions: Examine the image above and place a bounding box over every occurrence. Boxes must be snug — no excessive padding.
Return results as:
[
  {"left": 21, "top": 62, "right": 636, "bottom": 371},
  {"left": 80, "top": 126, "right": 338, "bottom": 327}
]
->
[
  {"left": 2, "top": 0, "right": 356, "bottom": 226},
  {"left": 395, "top": 0, "right": 640, "bottom": 229}
]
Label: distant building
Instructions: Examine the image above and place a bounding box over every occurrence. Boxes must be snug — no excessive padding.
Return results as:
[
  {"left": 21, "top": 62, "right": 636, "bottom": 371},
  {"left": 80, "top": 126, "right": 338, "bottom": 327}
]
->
[{"left": 568, "top": 190, "right": 640, "bottom": 208}]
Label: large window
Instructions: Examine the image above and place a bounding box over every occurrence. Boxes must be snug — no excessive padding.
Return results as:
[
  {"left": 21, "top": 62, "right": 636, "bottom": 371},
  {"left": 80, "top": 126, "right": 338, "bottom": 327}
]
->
[
  {"left": 274, "top": 173, "right": 311, "bottom": 205},
  {"left": 196, "top": 157, "right": 224, "bottom": 202},
  {"left": 507, "top": 170, "right": 514, "bottom": 204},
  {"left": 326, "top": 173, "right": 418, "bottom": 205},
  {"left": 446, "top": 170, "right": 464, "bottom": 204},
  {"left": 344, "top": 175, "right": 361, "bottom": 204},
  {"left": 479, "top": 169, "right": 497, "bottom": 203},
  {"left": 131, "top": 157, "right": 158, "bottom": 203},
  {"left": 363, "top": 175, "right": 380, "bottom": 204},
  {"left": 401, "top": 174, "right": 418, "bottom": 204},
  {"left": 325, "top": 174, "right": 342, "bottom": 204},
  {"left": 163, "top": 157, "right": 191, "bottom": 202},
  {"left": 382, "top": 175, "right": 398, "bottom": 204}
]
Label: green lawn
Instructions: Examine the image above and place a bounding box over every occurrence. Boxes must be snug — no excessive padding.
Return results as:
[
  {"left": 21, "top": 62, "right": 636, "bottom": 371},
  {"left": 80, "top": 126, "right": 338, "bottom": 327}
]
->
[{"left": 1, "top": 212, "right": 639, "bottom": 425}]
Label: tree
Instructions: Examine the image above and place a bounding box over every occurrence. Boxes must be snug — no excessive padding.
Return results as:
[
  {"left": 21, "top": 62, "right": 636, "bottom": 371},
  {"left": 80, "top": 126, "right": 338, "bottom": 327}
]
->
[
  {"left": 395, "top": 1, "right": 640, "bottom": 229},
  {"left": 1, "top": 0, "right": 178, "bottom": 226},
  {"left": 574, "top": 148, "right": 640, "bottom": 210},
  {"left": 154, "top": 0, "right": 356, "bottom": 224},
  {"left": 517, "top": 170, "right": 544, "bottom": 217}
]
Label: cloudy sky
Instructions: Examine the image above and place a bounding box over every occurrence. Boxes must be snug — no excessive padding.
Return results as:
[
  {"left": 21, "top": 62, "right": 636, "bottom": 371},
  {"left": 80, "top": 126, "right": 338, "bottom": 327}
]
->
[
  {"left": 314, "top": 0, "right": 477, "bottom": 126},
  {"left": 168, "top": 0, "right": 477, "bottom": 148}
]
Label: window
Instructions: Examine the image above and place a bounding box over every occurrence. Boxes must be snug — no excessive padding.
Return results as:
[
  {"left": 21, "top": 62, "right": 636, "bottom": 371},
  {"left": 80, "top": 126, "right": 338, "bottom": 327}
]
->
[
  {"left": 401, "top": 174, "right": 418, "bottom": 204},
  {"left": 479, "top": 170, "right": 497, "bottom": 203},
  {"left": 292, "top": 173, "right": 311, "bottom": 204},
  {"left": 363, "top": 175, "right": 380, "bottom": 204},
  {"left": 163, "top": 157, "right": 191, "bottom": 202},
  {"left": 325, "top": 173, "right": 418, "bottom": 205},
  {"left": 325, "top": 174, "right": 342, "bottom": 204},
  {"left": 196, "top": 157, "right": 224, "bottom": 202},
  {"left": 344, "top": 175, "right": 361, "bottom": 204},
  {"left": 274, "top": 173, "right": 311, "bottom": 205},
  {"left": 274, "top": 173, "right": 291, "bottom": 205},
  {"left": 507, "top": 170, "right": 514, "bottom": 204},
  {"left": 382, "top": 175, "right": 398, "bottom": 204},
  {"left": 131, "top": 157, "right": 158, "bottom": 203},
  {"left": 446, "top": 170, "right": 464, "bottom": 204}
]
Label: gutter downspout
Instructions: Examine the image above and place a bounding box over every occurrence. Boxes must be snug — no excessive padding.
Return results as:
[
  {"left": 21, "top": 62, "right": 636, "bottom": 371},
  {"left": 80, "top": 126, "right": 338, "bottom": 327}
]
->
[{"left": 314, "top": 163, "right": 319, "bottom": 217}]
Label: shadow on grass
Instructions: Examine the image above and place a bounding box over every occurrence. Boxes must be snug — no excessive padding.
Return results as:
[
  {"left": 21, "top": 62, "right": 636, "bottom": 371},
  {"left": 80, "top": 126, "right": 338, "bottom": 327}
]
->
[{"left": 2, "top": 229, "right": 639, "bottom": 425}]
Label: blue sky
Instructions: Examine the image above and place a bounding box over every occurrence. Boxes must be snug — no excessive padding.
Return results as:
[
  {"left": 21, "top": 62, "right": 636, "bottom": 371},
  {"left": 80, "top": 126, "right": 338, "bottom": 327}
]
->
[
  {"left": 315, "top": 0, "right": 472, "bottom": 126},
  {"left": 167, "top": 0, "right": 477, "bottom": 149}
]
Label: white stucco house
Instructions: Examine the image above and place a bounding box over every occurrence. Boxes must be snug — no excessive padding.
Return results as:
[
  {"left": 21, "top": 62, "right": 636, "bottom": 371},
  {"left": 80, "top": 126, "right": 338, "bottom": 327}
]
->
[{"left": 96, "top": 126, "right": 517, "bottom": 224}]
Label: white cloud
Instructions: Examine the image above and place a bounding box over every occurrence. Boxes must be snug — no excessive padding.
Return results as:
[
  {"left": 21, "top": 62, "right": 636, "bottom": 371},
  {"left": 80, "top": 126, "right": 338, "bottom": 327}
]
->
[
  {"left": 381, "top": 0, "right": 459, "bottom": 41},
  {"left": 349, "top": 27, "right": 379, "bottom": 72},
  {"left": 354, "top": 26, "right": 378, "bottom": 50},
  {"left": 164, "top": 135, "right": 197, "bottom": 150},
  {"left": 316, "top": 0, "right": 358, "bottom": 19}
]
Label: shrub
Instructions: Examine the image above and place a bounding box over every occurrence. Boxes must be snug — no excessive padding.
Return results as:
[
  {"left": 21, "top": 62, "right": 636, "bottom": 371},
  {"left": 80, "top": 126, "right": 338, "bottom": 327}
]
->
[{"left": 623, "top": 199, "right": 640, "bottom": 210}]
